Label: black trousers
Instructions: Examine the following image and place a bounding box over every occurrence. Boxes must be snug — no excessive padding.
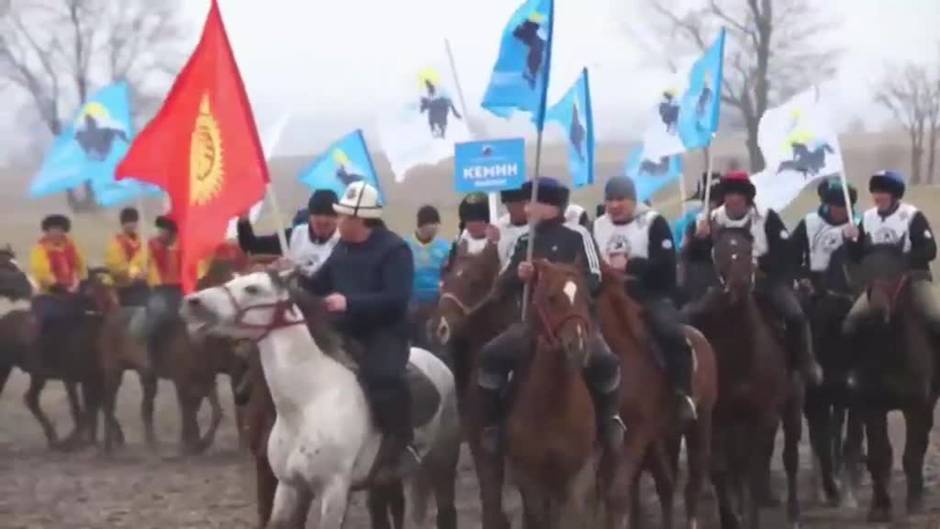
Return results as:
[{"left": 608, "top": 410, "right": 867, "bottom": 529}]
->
[
  {"left": 358, "top": 326, "right": 412, "bottom": 442},
  {"left": 643, "top": 296, "right": 692, "bottom": 394}
]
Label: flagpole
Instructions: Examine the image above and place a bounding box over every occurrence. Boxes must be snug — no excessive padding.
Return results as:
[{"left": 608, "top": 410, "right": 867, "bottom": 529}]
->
[
  {"left": 265, "top": 183, "right": 290, "bottom": 255},
  {"left": 702, "top": 143, "right": 715, "bottom": 211},
  {"left": 521, "top": 0, "right": 555, "bottom": 319},
  {"left": 137, "top": 196, "right": 150, "bottom": 277}
]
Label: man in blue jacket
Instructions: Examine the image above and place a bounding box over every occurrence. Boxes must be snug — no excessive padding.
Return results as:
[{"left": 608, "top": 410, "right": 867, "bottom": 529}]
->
[
  {"left": 302, "top": 181, "right": 416, "bottom": 480},
  {"left": 406, "top": 205, "right": 451, "bottom": 347}
]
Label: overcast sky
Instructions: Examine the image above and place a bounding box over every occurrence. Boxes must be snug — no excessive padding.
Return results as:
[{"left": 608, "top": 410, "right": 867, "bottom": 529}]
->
[{"left": 3, "top": 0, "right": 940, "bottom": 163}]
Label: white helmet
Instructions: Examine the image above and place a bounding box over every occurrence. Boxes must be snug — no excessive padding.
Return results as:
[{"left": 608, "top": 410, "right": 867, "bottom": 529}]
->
[{"left": 334, "top": 181, "right": 382, "bottom": 219}]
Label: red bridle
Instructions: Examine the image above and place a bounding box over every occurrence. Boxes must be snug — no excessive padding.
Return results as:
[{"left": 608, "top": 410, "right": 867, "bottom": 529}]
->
[
  {"left": 531, "top": 285, "right": 591, "bottom": 347},
  {"left": 219, "top": 284, "right": 307, "bottom": 343}
]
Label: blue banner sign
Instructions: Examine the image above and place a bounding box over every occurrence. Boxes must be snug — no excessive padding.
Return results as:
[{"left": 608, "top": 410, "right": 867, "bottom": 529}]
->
[{"left": 454, "top": 138, "right": 526, "bottom": 193}]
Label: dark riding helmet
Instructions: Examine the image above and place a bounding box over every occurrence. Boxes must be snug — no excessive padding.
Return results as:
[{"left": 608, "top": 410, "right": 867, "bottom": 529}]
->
[
  {"left": 119, "top": 207, "right": 140, "bottom": 224},
  {"left": 458, "top": 193, "right": 490, "bottom": 223},
  {"left": 307, "top": 189, "right": 339, "bottom": 217},
  {"left": 817, "top": 177, "right": 857, "bottom": 207},
  {"left": 500, "top": 186, "right": 528, "bottom": 204},
  {"left": 869, "top": 170, "right": 906, "bottom": 199},
  {"left": 41, "top": 214, "right": 71, "bottom": 232},
  {"left": 521, "top": 177, "right": 569, "bottom": 208},
  {"left": 155, "top": 215, "right": 178, "bottom": 234}
]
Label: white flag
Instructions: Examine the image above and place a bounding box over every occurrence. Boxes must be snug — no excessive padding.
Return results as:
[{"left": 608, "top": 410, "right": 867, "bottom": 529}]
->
[
  {"left": 378, "top": 60, "right": 471, "bottom": 182},
  {"left": 753, "top": 87, "right": 844, "bottom": 211},
  {"left": 225, "top": 114, "right": 291, "bottom": 239}
]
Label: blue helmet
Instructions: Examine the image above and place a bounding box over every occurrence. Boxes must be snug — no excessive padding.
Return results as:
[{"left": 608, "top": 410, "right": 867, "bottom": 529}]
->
[{"left": 869, "top": 170, "right": 906, "bottom": 198}]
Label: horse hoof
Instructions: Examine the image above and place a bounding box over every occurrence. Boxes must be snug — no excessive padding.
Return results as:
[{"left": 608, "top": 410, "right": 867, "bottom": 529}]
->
[{"left": 867, "top": 506, "right": 892, "bottom": 523}]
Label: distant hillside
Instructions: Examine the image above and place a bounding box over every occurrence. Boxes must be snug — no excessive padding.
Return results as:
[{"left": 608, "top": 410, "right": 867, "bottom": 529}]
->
[{"left": 0, "top": 130, "right": 928, "bottom": 265}]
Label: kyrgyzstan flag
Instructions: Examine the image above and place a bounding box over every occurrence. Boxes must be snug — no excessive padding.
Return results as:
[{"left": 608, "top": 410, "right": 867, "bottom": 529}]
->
[{"left": 117, "top": 0, "right": 268, "bottom": 293}]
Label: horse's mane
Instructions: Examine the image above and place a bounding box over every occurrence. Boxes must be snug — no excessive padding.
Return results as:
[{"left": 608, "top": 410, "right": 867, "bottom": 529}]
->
[
  {"left": 598, "top": 267, "right": 647, "bottom": 344},
  {"left": 281, "top": 277, "right": 361, "bottom": 367}
]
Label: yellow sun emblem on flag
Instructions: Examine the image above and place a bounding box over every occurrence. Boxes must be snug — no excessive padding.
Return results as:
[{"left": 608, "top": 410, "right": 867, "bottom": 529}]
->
[{"left": 190, "top": 94, "right": 224, "bottom": 206}]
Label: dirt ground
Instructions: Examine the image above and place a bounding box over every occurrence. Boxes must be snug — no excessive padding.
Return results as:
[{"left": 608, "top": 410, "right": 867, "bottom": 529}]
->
[{"left": 3, "top": 371, "right": 940, "bottom": 529}]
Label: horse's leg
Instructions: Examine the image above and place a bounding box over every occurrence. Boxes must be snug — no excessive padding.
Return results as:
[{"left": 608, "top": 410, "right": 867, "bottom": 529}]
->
[
  {"left": 368, "top": 485, "right": 395, "bottom": 529},
  {"left": 650, "top": 443, "right": 675, "bottom": 529},
  {"left": 174, "top": 380, "right": 201, "bottom": 453},
  {"left": 902, "top": 402, "right": 934, "bottom": 514},
  {"left": 81, "top": 379, "right": 103, "bottom": 446},
  {"left": 863, "top": 409, "right": 893, "bottom": 523},
  {"left": 467, "top": 435, "right": 510, "bottom": 529},
  {"left": 746, "top": 419, "right": 777, "bottom": 529},
  {"left": 266, "top": 482, "right": 310, "bottom": 529},
  {"left": 603, "top": 435, "right": 645, "bottom": 529},
  {"left": 196, "top": 381, "right": 223, "bottom": 453},
  {"left": 316, "top": 476, "right": 352, "bottom": 529},
  {"left": 841, "top": 407, "right": 864, "bottom": 510},
  {"left": 426, "top": 436, "right": 459, "bottom": 529},
  {"left": 24, "top": 376, "right": 59, "bottom": 448},
  {"left": 709, "top": 426, "right": 740, "bottom": 529},
  {"left": 685, "top": 410, "right": 712, "bottom": 529},
  {"left": 61, "top": 381, "right": 85, "bottom": 449},
  {"left": 256, "top": 453, "right": 277, "bottom": 528},
  {"left": 139, "top": 371, "right": 158, "bottom": 448},
  {"left": 782, "top": 394, "right": 803, "bottom": 528},
  {"left": 0, "top": 363, "right": 13, "bottom": 397},
  {"left": 805, "top": 396, "right": 839, "bottom": 505}
]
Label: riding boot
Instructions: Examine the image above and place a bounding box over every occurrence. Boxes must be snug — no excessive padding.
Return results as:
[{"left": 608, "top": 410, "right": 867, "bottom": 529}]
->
[
  {"left": 670, "top": 343, "right": 697, "bottom": 425},
  {"left": 788, "top": 321, "right": 823, "bottom": 386},
  {"left": 372, "top": 385, "right": 420, "bottom": 483},
  {"left": 478, "top": 386, "right": 503, "bottom": 455},
  {"left": 592, "top": 386, "right": 626, "bottom": 455}
]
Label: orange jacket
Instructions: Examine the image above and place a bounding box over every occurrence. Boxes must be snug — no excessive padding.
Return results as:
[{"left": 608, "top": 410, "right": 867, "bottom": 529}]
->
[
  {"left": 29, "top": 235, "right": 87, "bottom": 293},
  {"left": 147, "top": 238, "right": 181, "bottom": 287}
]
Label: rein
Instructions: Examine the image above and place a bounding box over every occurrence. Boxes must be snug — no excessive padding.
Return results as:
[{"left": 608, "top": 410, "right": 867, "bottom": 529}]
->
[
  {"left": 220, "top": 284, "right": 307, "bottom": 342},
  {"left": 439, "top": 291, "right": 488, "bottom": 317},
  {"left": 869, "top": 273, "right": 911, "bottom": 312},
  {"left": 532, "top": 293, "right": 590, "bottom": 347}
]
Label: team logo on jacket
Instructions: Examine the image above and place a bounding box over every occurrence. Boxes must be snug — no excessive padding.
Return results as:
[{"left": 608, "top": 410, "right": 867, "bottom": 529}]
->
[
  {"left": 873, "top": 227, "right": 900, "bottom": 244},
  {"left": 606, "top": 235, "right": 630, "bottom": 256}
]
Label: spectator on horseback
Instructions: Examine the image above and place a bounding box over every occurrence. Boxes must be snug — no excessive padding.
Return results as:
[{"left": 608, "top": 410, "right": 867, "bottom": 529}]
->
[
  {"left": 687, "top": 170, "right": 823, "bottom": 386},
  {"left": 495, "top": 186, "right": 529, "bottom": 268},
  {"left": 792, "top": 177, "right": 858, "bottom": 295},
  {"left": 139, "top": 215, "right": 183, "bottom": 352},
  {"left": 456, "top": 192, "right": 498, "bottom": 253},
  {"left": 475, "top": 177, "right": 624, "bottom": 455},
  {"left": 300, "top": 181, "right": 418, "bottom": 481},
  {"left": 406, "top": 205, "right": 450, "bottom": 345},
  {"left": 104, "top": 207, "right": 148, "bottom": 306},
  {"left": 594, "top": 176, "right": 696, "bottom": 424},
  {"left": 30, "top": 214, "right": 88, "bottom": 336},
  {"left": 237, "top": 189, "right": 340, "bottom": 277},
  {"left": 842, "top": 170, "right": 940, "bottom": 334}
]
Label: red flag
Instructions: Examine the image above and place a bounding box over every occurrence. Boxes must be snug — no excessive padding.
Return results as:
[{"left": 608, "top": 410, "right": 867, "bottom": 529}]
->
[{"left": 117, "top": 0, "right": 268, "bottom": 293}]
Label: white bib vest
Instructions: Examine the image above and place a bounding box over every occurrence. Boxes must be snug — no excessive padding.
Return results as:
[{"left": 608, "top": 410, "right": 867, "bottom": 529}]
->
[
  {"left": 804, "top": 212, "right": 848, "bottom": 272},
  {"left": 496, "top": 214, "right": 528, "bottom": 268},
  {"left": 458, "top": 230, "right": 490, "bottom": 255},
  {"left": 592, "top": 210, "right": 659, "bottom": 263},
  {"left": 862, "top": 203, "right": 918, "bottom": 253},
  {"left": 711, "top": 205, "right": 770, "bottom": 258},
  {"left": 288, "top": 225, "right": 340, "bottom": 277}
]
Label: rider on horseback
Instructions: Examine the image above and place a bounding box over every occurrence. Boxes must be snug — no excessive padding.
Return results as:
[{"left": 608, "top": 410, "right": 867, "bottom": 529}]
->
[
  {"left": 687, "top": 171, "right": 823, "bottom": 385},
  {"left": 300, "top": 181, "right": 419, "bottom": 480},
  {"left": 792, "top": 177, "right": 858, "bottom": 295},
  {"left": 104, "top": 207, "right": 148, "bottom": 306},
  {"left": 138, "top": 216, "right": 183, "bottom": 353},
  {"left": 30, "top": 215, "right": 88, "bottom": 355},
  {"left": 237, "top": 190, "right": 340, "bottom": 277},
  {"left": 496, "top": 186, "right": 529, "bottom": 268},
  {"left": 842, "top": 170, "right": 940, "bottom": 334},
  {"left": 454, "top": 192, "right": 497, "bottom": 256},
  {"left": 476, "top": 177, "right": 625, "bottom": 455},
  {"left": 593, "top": 176, "right": 696, "bottom": 423}
]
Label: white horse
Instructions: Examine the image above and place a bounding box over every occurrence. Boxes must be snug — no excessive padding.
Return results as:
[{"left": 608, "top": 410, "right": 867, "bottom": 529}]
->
[{"left": 181, "top": 271, "right": 460, "bottom": 528}]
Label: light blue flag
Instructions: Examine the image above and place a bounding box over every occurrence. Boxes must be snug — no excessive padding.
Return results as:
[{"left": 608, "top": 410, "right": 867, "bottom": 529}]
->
[
  {"left": 672, "top": 205, "right": 702, "bottom": 249},
  {"left": 677, "top": 28, "right": 725, "bottom": 150},
  {"left": 545, "top": 68, "right": 594, "bottom": 188},
  {"left": 624, "top": 146, "right": 684, "bottom": 202},
  {"left": 298, "top": 130, "right": 385, "bottom": 204},
  {"left": 30, "top": 82, "right": 159, "bottom": 205},
  {"left": 481, "top": 0, "right": 554, "bottom": 127}
]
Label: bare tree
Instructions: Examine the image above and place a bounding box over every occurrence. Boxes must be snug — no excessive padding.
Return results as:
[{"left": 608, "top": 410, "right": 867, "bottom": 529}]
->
[
  {"left": 640, "top": 0, "right": 839, "bottom": 172},
  {"left": 876, "top": 64, "right": 940, "bottom": 185},
  {"left": 0, "top": 0, "right": 182, "bottom": 212}
]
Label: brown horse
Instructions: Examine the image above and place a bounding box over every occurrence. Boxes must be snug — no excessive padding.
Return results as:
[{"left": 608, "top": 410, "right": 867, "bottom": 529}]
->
[
  {"left": 0, "top": 246, "right": 35, "bottom": 396},
  {"left": 849, "top": 247, "right": 938, "bottom": 522},
  {"left": 687, "top": 227, "right": 800, "bottom": 529},
  {"left": 596, "top": 267, "right": 717, "bottom": 529},
  {"left": 428, "top": 241, "right": 516, "bottom": 529},
  {"left": 91, "top": 248, "right": 255, "bottom": 454},
  {"left": 503, "top": 260, "right": 598, "bottom": 529}
]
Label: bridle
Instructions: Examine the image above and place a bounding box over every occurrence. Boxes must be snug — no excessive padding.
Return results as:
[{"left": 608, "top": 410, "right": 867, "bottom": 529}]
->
[
  {"left": 868, "top": 273, "right": 911, "bottom": 314},
  {"left": 219, "top": 284, "right": 307, "bottom": 342},
  {"left": 531, "top": 279, "right": 591, "bottom": 348},
  {"left": 438, "top": 291, "right": 488, "bottom": 317}
]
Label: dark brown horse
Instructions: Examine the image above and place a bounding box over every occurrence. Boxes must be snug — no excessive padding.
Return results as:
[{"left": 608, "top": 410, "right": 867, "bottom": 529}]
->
[
  {"left": 0, "top": 246, "right": 35, "bottom": 396},
  {"left": 597, "top": 267, "right": 717, "bottom": 529},
  {"left": 849, "top": 247, "right": 938, "bottom": 522},
  {"left": 428, "top": 241, "right": 516, "bottom": 529},
  {"left": 505, "top": 260, "right": 598, "bottom": 529},
  {"left": 687, "top": 227, "right": 800, "bottom": 529},
  {"left": 800, "top": 248, "right": 864, "bottom": 508}
]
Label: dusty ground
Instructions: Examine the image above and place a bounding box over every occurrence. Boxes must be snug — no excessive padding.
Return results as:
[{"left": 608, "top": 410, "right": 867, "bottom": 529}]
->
[{"left": 3, "top": 371, "right": 940, "bottom": 529}]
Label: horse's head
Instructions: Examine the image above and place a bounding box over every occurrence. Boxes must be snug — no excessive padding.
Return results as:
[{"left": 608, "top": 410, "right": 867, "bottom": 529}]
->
[
  {"left": 859, "top": 243, "right": 910, "bottom": 323},
  {"left": 530, "top": 259, "right": 592, "bottom": 370},
  {"left": 79, "top": 268, "right": 119, "bottom": 313},
  {"left": 182, "top": 270, "right": 301, "bottom": 342},
  {"left": 712, "top": 226, "right": 755, "bottom": 305},
  {"left": 431, "top": 240, "right": 500, "bottom": 346}
]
